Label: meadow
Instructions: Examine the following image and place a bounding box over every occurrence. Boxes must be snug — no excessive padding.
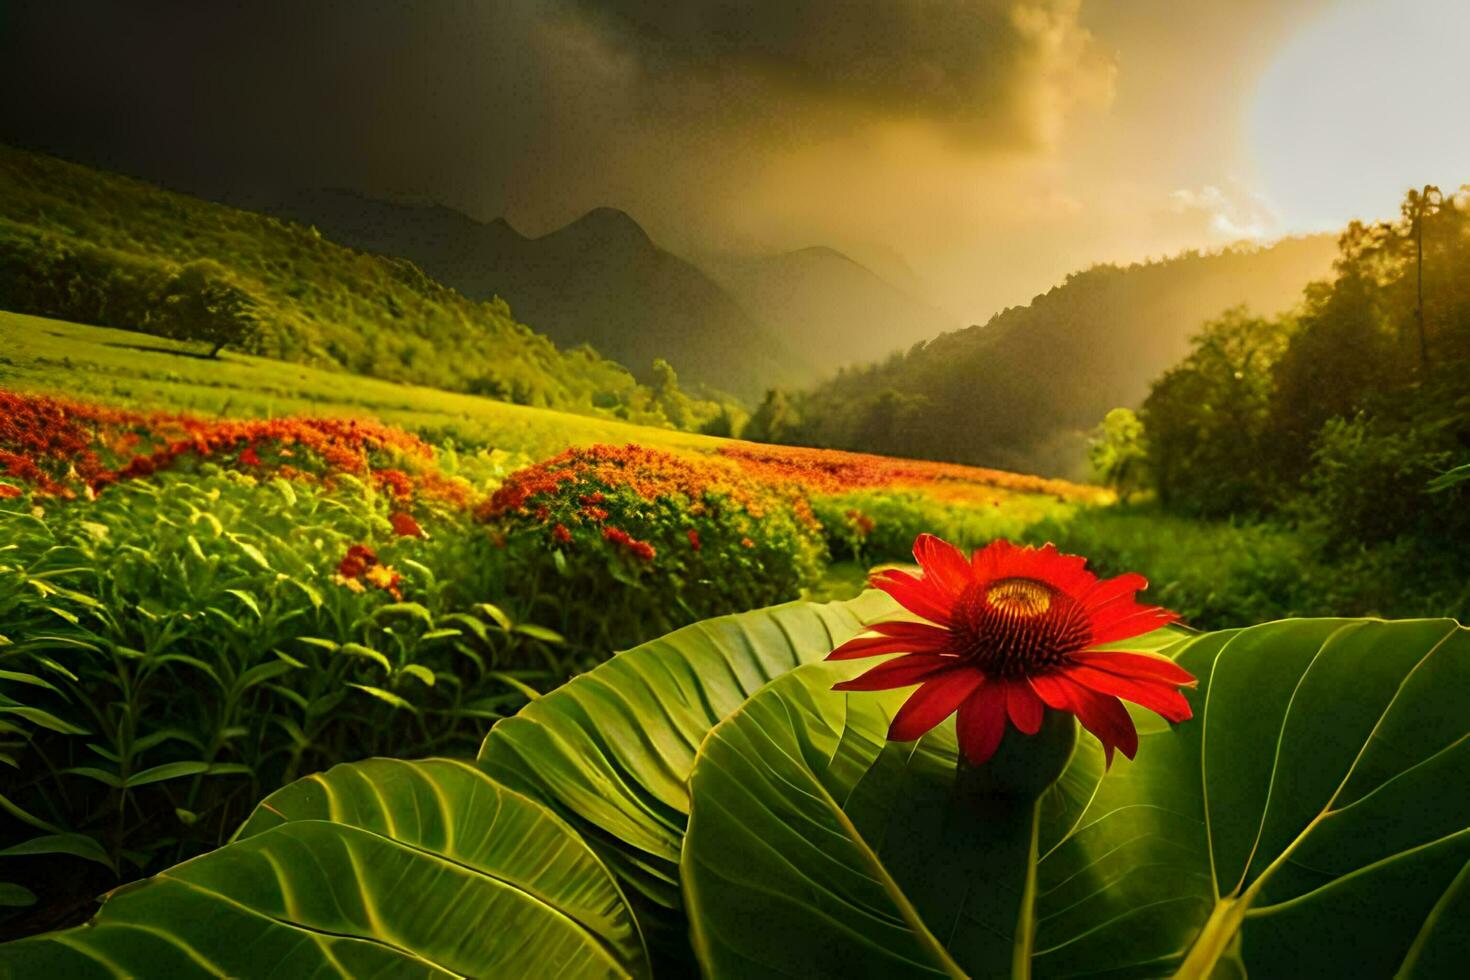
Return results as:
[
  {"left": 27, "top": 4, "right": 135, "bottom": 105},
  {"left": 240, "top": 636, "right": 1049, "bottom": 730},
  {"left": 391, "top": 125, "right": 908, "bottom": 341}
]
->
[{"left": 2, "top": 312, "right": 1467, "bottom": 975}]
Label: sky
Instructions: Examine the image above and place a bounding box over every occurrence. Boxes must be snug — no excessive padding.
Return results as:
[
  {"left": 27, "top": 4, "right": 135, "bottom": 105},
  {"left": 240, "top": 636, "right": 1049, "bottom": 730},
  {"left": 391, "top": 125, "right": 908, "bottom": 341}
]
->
[{"left": 2, "top": 0, "right": 1466, "bottom": 322}]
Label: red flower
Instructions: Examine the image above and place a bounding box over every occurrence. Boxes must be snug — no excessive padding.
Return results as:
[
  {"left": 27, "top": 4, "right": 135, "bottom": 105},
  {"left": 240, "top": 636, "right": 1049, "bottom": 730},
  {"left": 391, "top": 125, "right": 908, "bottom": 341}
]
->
[
  {"left": 602, "top": 526, "right": 656, "bottom": 562},
  {"left": 687, "top": 529, "right": 701, "bottom": 551},
  {"left": 338, "top": 544, "right": 378, "bottom": 579},
  {"left": 828, "top": 535, "right": 1192, "bottom": 767},
  {"left": 389, "top": 512, "right": 424, "bottom": 538},
  {"left": 552, "top": 523, "right": 573, "bottom": 544},
  {"left": 239, "top": 446, "right": 262, "bottom": 467},
  {"left": 0, "top": 483, "right": 20, "bottom": 499}
]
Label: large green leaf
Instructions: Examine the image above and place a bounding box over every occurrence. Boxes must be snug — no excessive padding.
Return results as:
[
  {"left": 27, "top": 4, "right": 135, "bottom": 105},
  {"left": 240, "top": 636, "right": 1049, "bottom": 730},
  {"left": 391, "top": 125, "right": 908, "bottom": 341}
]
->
[
  {"left": 681, "top": 618, "right": 1470, "bottom": 978},
  {"left": 0, "top": 758, "right": 647, "bottom": 978},
  {"left": 476, "top": 592, "right": 895, "bottom": 911}
]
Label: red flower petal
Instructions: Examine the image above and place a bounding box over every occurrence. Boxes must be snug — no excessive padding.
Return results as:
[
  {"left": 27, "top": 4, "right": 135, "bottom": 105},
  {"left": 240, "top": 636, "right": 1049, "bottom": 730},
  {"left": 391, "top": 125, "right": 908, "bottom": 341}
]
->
[
  {"left": 870, "top": 568, "right": 954, "bottom": 624},
  {"left": 826, "top": 622, "right": 952, "bottom": 661},
  {"left": 869, "top": 621, "right": 955, "bottom": 644},
  {"left": 913, "top": 533, "right": 972, "bottom": 600},
  {"left": 1079, "top": 572, "right": 1149, "bottom": 608},
  {"left": 956, "top": 681, "right": 1008, "bottom": 765},
  {"left": 1005, "top": 681, "right": 1045, "bottom": 735},
  {"left": 1029, "top": 673, "right": 1138, "bottom": 765},
  {"left": 833, "top": 653, "right": 961, "bottom": 692},
  {"left": 971, "top": 538, "right": 1017, "bottom": 580},
  {"left": 1061, "top": 664, "right": 1193, "bottom": 723},
  {"left": 1089, "top": 605, "right": 1180, "bottom": 644},
  {"left": 1070, "top": 650, "right": 1197, "bottom": 687},
  {"left": 888, "top": 672, "right": 985, "bottom": 743}
]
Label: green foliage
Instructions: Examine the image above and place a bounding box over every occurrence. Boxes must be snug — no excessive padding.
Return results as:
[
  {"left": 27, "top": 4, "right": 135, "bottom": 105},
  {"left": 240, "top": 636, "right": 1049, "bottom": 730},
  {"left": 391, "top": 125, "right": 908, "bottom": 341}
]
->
[
  {"left": 0, "top": 145, "right": 719, "bottom": 427},
  {"left": 0, "top": 470, "right": 562, "bottom": 921},
  {"left": 5, "top": 599, "right": 1466, "bottom": 977},
  {"left": 153, "top": 259, "right": 262, "bottom": 357},
  {"left": 1142, "top": 307, "right": 1294, "bottom": 516},
  {"left": 1137, "top": 183, "right": 1470, "bottom": 567},
  {"left": 741, "top": 387, "right": 801, "bottom": 443},
  {"left": 1, "top": 759, "right": 647, "bottom": 978},
  {"left": 1087, "top": 407, "right": 1148, "bottom": 500},
  {"left": 683, "top": 617, "right": 1470, "bottom": 977},
  {"left": 1296, "top": 411, "right": 1457, "bottom": 548}
]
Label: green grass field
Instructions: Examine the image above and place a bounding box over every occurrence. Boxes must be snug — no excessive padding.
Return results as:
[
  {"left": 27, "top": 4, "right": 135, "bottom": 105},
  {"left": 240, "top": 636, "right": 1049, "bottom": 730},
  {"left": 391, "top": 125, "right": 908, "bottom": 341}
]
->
[{"left": 0, "top": 310, "right": 726, "bottom": 460}]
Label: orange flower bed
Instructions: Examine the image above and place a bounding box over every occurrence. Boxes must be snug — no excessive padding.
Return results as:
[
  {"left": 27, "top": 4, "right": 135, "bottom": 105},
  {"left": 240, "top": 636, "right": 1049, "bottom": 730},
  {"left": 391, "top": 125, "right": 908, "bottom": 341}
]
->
[
  {"left": 2, "top": 390, "right": 1102, "bottom": 517},
  {"left": 715, "top": 441, "right": 1105, "bottom": 502},
  {"left": 0, "top": 390, "right": 468, "bottom": 504}
]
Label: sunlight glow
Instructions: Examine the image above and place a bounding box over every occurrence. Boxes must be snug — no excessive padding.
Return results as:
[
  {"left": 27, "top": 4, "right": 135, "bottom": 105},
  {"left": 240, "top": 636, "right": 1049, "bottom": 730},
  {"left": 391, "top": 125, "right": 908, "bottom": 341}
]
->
[{"left": 1249, "top": 0, "right": 1470, "bottom": 231}]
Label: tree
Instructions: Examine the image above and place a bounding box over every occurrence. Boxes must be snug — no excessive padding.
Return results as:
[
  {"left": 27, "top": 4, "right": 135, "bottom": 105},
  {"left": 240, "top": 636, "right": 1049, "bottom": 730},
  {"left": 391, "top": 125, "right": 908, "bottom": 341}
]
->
[
  {"left": 648, "top": 358, "right": 694, "bottom": 429},
  {"left": 743, "top": 389, "right": 801, "bottom": 444},
  {"left": 1142, "top": 308, "right": 1292, "bottom": 515},
  {"left": 157, "top": 259, "right": 261, "bottom": 358},
  {"left": 1087, "top": 408, "right": 1148, "bottom": 501}
]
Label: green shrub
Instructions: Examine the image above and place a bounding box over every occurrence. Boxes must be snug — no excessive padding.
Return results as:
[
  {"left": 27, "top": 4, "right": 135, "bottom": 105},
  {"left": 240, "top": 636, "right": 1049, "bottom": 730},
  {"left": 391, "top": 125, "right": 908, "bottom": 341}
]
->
[
  {"left": 477, "top": 445, "right": 827, "bottom": 653},
  {"left": 0, "top": 471, "right": 556, "bottom": 932}
]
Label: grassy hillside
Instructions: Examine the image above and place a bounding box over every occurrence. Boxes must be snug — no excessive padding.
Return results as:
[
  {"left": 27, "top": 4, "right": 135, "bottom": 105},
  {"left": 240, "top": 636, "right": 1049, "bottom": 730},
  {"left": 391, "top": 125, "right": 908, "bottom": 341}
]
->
[
  {"left": 0, "top": 145, "right": 712, "bottom": 424},
  {"left": 0, "top": 311, "right": 725, "bottom": 460},
  {"left": 271, "top": 190, "right": 808, "bottom": 399},
  {"left": 773, "top": 235, "right": 1338, "bottom": 477}
]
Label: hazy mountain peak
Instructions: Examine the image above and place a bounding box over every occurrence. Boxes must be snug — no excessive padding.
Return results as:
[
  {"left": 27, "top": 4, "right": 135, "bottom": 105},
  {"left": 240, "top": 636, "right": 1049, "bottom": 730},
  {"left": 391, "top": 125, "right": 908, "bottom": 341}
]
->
[{"left": 549, "top": 207, "right": 652, "bottom": 248}]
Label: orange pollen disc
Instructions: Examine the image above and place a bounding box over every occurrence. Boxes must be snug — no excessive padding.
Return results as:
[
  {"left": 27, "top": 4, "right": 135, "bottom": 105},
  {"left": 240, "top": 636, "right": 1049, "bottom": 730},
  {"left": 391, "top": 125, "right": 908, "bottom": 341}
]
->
[
  {"left": 953, "top": 577, "right": 1090, "bottom": 678},
  {"left": 986, "top": 578, "right": 1053, "bottom": 618}
]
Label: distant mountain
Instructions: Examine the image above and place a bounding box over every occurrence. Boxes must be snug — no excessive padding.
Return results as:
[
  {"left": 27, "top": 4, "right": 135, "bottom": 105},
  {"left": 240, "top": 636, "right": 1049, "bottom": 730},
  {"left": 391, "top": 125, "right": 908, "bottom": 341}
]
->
[
  {"left": 270, "top": 191, "right": 807, "bottom": 400},
  {"left": 0, "top": 145, "right": 689, "bottom": 420},
  {"left": 701, "top": 247, "right": 957, "bottom": 370},
  {"left": 777, "top": 235, "right": 1341, "bottom": 478}
]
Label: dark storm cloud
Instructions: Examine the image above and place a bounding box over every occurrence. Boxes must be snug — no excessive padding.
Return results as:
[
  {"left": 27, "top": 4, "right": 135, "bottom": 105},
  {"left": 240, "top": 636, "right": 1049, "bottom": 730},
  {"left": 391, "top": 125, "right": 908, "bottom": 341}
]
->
[
  {"left": 561, "top": 0, "right": 1113, "bottom": 144},
  {"left": 0, "top": 1, "right": 1110, "bottom": 241}
]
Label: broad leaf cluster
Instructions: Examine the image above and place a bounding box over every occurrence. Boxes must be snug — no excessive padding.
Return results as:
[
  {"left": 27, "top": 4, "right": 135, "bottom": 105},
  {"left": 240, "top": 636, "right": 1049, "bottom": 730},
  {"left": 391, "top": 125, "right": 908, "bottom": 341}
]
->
[{"left": 3, "top": 595, "right": 1466, "bottom": 977}]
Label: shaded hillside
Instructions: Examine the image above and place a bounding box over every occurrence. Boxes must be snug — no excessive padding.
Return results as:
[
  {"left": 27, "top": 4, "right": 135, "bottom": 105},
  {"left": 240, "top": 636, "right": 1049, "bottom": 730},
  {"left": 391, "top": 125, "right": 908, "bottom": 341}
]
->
[
  {"left": 702, "top": 246, "right": 956, "bottom": 370},
  {"left": 0, "top": 145, "right": 708, "bottom": 423},
  {"left": 270, "top": 190, "right": 807, "bottom": 400},
  {"left": 775, "top": 236, "right": 1339, "bottom": 477}
]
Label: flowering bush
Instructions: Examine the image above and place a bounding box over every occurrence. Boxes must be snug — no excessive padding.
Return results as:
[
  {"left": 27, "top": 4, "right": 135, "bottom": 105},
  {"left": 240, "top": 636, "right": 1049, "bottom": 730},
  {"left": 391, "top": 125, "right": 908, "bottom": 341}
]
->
[{"left": 477, "top": 444, "right": 826, "bottom": 650}]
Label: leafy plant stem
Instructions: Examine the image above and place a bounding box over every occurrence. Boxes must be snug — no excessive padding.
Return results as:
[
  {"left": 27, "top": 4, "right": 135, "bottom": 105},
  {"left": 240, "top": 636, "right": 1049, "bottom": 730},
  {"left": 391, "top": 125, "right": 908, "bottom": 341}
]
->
[
  {"left": 1012, "top": 798, "right": 1041, "bottom": 980},
  {"left": 1173, "top": 896, "right": 1248, "bottom": 979}
]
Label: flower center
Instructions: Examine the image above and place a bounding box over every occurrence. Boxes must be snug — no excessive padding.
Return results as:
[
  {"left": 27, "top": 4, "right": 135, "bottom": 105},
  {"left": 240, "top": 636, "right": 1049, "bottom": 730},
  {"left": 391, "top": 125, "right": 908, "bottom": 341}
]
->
[
  {"left": 986, "top": 578, "right": 1052, "bottom": 618},
  {"left": 952, "top": 577, "right": 1090, "bottom": 678}
]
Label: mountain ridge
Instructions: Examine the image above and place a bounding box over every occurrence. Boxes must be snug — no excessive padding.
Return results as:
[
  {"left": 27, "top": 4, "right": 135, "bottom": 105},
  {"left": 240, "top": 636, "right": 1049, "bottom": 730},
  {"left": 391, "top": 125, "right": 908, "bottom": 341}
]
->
[
  {"left": 701, "top": 246, "right": 958, "bottom": 370},
  {"left": 770, "top": 233, "right": 1341, "bottom": 477},
  {"left": 268, "top": 190, "right": 808, "bottom": 400}
]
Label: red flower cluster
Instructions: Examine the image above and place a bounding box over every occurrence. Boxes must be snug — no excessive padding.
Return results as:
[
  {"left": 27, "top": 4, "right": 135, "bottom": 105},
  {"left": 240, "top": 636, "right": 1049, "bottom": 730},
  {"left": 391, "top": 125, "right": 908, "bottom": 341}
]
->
[
  {"left": 338, "top": 544, "right": 378, "bottom": 578},
  {"left": 335, "top": 543, "right": 404, "bottom": 600},
  {"left": 389, "top": 512, "right": 424, "bottom": 538},
  {"left": 687, "top": 529, "right": 701, "bottom": 551},
  {"left": 602, "top": 526, "right": 656, "bottom": 562},
  {"left": 830, "top": 535, "right": 1193, "bottom": 767},
  {"left": 0, "top": 390, "right": 472, "bottom": 506},
  {"left": 0, "top": 483, "right": 21, "bottom": 500}
]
